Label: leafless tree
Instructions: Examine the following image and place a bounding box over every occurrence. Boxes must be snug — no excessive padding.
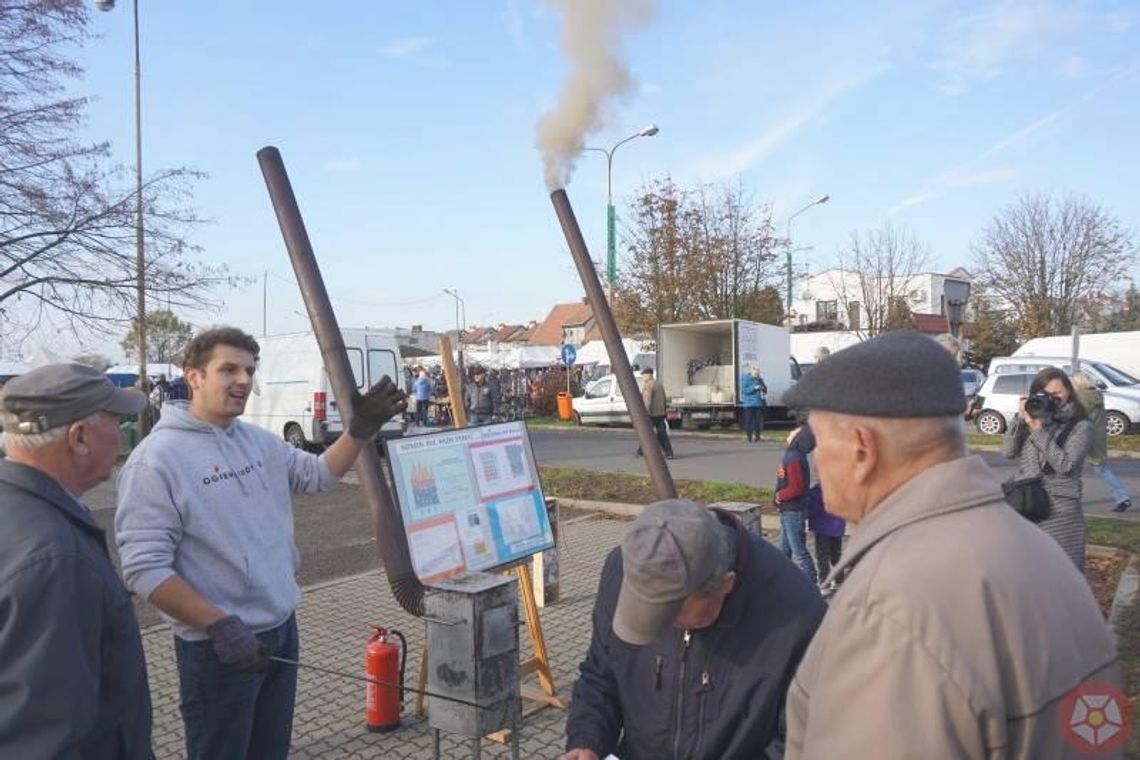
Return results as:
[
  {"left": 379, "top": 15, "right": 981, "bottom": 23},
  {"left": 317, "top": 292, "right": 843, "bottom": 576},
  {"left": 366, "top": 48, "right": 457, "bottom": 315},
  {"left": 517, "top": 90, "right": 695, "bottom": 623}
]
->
[
  {"left": 971, "top": 193, "right": 1136, "bottom": 338},
  {"left": 614, "top": 176, "right": 783, "bottom": 332},
  {"left": 0, "top": 0, "right": 232, "bottom": 355},
  {"left": 826, "top": 222, "right": 930, "bottom": 338}
]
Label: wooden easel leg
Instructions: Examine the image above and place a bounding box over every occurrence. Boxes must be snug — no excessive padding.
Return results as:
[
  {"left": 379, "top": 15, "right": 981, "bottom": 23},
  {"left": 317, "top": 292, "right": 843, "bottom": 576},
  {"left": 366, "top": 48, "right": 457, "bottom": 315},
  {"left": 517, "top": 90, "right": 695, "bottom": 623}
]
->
[{"left": 515, "top": 565, "right": 555, "bottom": 696}]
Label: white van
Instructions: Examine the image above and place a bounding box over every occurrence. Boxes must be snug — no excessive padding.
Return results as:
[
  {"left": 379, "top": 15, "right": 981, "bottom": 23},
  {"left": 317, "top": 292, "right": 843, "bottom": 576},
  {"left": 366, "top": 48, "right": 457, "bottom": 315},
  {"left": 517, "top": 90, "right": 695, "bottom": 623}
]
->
[
  {"left": 572, "top": 373, "right": 631, "bottom": 426},
  {"left": 243, "top": 329, "right": 406, "bottom": 448},
  {"left": 988, "top": 356, "right": 1140, "bottom": 392}
]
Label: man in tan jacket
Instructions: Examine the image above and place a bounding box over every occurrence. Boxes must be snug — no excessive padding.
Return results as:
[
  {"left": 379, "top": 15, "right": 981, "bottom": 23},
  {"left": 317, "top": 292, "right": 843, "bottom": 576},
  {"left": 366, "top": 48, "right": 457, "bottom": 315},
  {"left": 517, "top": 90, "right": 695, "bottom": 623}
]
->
[
  {"left": 783, "top": 331, "right": 1124, "bottom": 758},
  {"left": 635, "top": 367, "right": 673, "bottom": 459}
]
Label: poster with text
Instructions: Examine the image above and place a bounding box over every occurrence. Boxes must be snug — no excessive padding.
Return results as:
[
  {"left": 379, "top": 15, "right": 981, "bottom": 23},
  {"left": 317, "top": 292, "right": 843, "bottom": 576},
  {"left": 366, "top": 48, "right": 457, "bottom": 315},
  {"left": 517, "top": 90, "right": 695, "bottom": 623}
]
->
[{"left": 387, "top": 422, "right": 554, "bottom": 584}]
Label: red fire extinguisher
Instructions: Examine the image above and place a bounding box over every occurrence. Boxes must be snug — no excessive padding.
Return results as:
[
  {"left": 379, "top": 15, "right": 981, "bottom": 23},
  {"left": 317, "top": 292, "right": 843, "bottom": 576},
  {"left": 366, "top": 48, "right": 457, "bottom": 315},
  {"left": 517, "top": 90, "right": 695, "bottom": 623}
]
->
[{"left": 365, "top": 626, "right": 406, "bottom": 733}]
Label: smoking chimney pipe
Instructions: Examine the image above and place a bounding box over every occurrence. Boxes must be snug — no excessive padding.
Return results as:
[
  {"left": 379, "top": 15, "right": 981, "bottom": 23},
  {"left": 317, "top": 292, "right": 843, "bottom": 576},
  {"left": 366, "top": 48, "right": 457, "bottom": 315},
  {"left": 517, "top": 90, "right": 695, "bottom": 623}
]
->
[
  {"left": 257, "top": 146, "right": 425, "bottom": 617},
  {"left": 550, "top": 188, "right": 677, "bottom": 501}
]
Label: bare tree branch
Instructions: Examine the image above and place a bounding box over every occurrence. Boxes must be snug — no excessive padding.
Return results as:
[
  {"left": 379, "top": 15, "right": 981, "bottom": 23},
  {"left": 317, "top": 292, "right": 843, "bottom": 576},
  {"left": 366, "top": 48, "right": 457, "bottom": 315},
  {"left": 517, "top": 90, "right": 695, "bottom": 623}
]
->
[{"left": 971, "top": 193, "right": 1136, "bottom": 338}]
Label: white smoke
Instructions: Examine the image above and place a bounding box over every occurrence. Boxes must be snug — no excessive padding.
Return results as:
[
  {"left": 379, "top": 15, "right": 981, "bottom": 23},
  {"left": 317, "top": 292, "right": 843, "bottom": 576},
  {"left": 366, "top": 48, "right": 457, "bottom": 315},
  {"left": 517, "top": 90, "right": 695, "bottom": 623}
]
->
[{"left": 536, "top": 0, "right": 657, "bottom": 190}]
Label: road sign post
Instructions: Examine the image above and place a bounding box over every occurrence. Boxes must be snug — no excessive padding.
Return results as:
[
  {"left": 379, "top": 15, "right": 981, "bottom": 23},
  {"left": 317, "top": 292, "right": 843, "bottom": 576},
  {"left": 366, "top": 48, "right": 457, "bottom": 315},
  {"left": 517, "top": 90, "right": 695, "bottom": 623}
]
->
[{"left": 561, "top": 344, "right": 576, "bottom": 394}]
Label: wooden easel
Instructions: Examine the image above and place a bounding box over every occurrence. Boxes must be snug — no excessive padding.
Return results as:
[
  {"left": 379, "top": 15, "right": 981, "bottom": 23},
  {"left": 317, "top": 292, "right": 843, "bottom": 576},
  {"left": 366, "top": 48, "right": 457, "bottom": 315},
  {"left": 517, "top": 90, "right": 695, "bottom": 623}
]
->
[{"left": 413, "top": 338, "right": 567, "bottom": 730}]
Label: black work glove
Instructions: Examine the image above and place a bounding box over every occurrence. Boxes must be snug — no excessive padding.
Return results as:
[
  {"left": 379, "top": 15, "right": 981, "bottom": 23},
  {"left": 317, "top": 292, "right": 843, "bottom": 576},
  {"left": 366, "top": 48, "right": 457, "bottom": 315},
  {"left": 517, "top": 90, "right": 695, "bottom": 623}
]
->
[
  {"left": 206, "top": 614, "right": 271, "bottom": 673},
  {"left": 348, "top": 375, "right": 408, "bottom": 441}
]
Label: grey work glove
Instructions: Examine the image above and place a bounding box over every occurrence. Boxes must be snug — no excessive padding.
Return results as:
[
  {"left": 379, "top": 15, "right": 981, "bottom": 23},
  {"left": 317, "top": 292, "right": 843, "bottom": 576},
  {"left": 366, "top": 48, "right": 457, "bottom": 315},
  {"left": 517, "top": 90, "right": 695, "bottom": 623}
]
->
[
  {"left": 348, "top": 375, "right": 408, "bottom": 441},
  {"left": 206, "top": 614, "right": 271, "bottom": 673}
]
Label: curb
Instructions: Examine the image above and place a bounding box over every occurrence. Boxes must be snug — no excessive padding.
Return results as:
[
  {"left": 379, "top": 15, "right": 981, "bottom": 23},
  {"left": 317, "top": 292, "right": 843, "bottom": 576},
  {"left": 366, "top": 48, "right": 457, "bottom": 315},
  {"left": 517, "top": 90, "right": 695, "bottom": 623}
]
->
[
  {"left": 525, "top": 422, "right": 1140, "bottom": 458},
  {"left": 1107, "top": 553, "right": 1140, "bottom": 637},
  {"left": 554, "top": 496, "right": 788, "bottom": 534}
]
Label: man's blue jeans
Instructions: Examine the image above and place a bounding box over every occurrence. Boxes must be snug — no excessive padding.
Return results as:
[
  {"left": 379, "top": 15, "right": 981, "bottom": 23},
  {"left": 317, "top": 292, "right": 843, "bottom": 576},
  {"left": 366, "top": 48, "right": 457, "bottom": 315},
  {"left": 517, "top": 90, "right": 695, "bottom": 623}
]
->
[
  {"left": 1092, "top": 460, "right": 1132, "bottom": 505},
  {"left": 175, "top": 613, "right": 299, "bottom": 760},
  {"left": 780, "top": 509, "right": 818, "bottom": 585}
]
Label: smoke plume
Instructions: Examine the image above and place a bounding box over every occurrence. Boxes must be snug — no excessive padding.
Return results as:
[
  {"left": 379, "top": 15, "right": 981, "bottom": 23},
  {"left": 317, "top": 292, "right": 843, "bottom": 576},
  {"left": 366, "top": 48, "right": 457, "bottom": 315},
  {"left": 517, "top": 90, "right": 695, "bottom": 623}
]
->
[{"left": 536, "top": 0, "right": 657, "bottom": 190}]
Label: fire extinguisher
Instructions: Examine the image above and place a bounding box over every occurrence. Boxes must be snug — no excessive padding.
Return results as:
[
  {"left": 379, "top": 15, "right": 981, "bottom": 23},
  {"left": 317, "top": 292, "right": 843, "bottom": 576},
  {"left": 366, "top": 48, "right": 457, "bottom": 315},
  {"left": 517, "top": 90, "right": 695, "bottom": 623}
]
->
[{"left": 365, "top": 626, "right": 406, "bottom": 733}]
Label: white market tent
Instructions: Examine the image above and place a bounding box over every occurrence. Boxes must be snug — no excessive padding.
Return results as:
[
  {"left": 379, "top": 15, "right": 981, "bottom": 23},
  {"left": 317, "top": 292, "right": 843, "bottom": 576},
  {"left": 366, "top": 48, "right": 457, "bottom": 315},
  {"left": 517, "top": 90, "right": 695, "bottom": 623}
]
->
[{"left": 574, "top": 339, "right": 654, "bottom": 370}]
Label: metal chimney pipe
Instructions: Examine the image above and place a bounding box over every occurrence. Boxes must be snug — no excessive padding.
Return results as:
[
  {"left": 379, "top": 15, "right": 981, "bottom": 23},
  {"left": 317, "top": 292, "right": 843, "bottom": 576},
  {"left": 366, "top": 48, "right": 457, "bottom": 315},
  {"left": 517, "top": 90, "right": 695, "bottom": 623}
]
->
[
  {"left": 550, "top": 188, "right": 677, "bottom": 500},
  {"left": 257, "top": 146, "right": 424, "bottom": 616}
]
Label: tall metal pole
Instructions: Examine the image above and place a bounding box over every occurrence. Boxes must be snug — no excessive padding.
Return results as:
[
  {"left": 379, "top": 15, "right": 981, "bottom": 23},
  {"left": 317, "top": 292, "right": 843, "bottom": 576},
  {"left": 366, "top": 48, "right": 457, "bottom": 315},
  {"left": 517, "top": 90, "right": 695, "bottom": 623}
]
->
[
  {"left": 784, "top": 195, "right": 830, "bottom": 329},
  {"left": 262, "top": 270, "right": 268, "bottom": 336},
  {"left": 586, "top": 125, "right": 658, "bottom": 303},
  {"left": 132, "top": 0, "right": 148, "bottom": 435},
  {"left": 606, "top": 150, "right": 616, "bottom": 302}
]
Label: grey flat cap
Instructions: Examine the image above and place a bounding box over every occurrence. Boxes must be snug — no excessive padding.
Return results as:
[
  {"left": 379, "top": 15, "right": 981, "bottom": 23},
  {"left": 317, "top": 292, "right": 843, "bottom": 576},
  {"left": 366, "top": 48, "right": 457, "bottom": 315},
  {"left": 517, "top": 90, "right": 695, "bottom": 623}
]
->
[
  {"left": 1, "top": 363, "right": 147, "bottom": 434},
  {"left": 613, "top": 499, "right": 723, "bottom": 645},
  {"left": 783, "top": 331, "right": 966, "bottom": 417}
]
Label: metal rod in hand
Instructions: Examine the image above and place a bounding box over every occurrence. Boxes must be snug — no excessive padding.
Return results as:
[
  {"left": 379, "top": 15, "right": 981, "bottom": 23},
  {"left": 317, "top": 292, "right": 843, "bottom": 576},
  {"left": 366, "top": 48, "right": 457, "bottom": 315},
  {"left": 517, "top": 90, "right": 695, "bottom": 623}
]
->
[{"left": 269, "top": 656, "right": 489, "bottom": 710}]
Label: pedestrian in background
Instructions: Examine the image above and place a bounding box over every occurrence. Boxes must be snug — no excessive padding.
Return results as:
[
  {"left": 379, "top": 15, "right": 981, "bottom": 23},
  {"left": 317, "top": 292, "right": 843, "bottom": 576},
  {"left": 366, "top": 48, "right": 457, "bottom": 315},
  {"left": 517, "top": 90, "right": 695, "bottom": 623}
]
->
[
  {"left": 412, "top": 367, "right": 433, "bottom": 427},
  {"left": 464, "top": 366, "right": 498, "bottom": 424},
  {"left": 739, "top": 365, "right": 767, "bottom": 443},
  {"left": 1001, "top": 367, "right": 1092, "bottom": 571},
  {"left": 635, "top": 367, "right": 674, "bottom": 460},
  {"left": 0, "top": 364, "right": 152, "bottom": 758},
  {"left": 1073, "top": 372, "right": 1131, "bottom": 513},
  {"left": 806, "top": 483, "right": 844, "bottom": 589},
  {"left": 775, "top": 422, "right": 818, "bottom": 585}
]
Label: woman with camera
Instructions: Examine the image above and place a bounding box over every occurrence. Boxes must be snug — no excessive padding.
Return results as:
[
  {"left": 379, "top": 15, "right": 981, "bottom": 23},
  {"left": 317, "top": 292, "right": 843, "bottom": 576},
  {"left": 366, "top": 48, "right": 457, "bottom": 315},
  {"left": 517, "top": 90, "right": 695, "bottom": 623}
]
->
[{"left": 1002, "top": 367, "right": 1092, "bottom": 571}]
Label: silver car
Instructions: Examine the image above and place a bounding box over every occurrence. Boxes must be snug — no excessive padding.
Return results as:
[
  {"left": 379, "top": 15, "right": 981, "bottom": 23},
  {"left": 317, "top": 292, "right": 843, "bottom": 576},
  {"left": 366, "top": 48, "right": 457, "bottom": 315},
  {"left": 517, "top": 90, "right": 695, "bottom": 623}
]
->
[{"left": 973, "top": 372, "right": 1139, "bottom": 436}]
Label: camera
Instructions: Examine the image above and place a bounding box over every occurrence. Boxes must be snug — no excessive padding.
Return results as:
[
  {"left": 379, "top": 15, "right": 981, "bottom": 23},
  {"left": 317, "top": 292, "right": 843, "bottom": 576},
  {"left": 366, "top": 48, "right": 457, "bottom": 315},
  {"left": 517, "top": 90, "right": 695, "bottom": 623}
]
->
[{"left": 1023, "top": 392, "right": 1056, "bottom": 420}]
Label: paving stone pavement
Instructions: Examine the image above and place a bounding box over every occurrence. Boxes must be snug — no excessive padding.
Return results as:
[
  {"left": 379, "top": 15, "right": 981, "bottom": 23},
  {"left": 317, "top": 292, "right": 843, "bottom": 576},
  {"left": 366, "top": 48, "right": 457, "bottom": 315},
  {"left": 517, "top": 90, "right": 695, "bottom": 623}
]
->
[{"left": 141, "top": 515, "right": 629, "bottom": 759}]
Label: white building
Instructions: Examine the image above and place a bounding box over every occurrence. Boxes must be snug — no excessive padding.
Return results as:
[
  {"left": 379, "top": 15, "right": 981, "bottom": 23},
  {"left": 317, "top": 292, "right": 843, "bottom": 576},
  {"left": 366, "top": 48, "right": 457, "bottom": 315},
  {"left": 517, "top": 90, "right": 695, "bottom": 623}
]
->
[{"left": 791, "top": 267, "right": 972, "bottom": 333}]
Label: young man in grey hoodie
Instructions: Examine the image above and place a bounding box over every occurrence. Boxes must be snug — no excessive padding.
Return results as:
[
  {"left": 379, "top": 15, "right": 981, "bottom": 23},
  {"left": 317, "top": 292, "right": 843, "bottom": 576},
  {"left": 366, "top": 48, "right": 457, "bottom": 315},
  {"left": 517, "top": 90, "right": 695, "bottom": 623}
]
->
[{"left": 115, "top": 327, "right": 405, "bottom": 760}]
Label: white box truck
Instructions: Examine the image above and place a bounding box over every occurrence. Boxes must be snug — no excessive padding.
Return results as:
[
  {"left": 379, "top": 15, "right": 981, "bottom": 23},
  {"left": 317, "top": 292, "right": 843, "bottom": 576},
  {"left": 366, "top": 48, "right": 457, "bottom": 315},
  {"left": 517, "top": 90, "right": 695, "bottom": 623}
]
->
[
  {"left": 1013, "top": 331, "right": 1140, "bottom": 379},
  {"left": 657, "top": 319, "right": 799, "bottom": 429},
  {"left": 243, "top": 328, "right": 406, "bottom": 449}
]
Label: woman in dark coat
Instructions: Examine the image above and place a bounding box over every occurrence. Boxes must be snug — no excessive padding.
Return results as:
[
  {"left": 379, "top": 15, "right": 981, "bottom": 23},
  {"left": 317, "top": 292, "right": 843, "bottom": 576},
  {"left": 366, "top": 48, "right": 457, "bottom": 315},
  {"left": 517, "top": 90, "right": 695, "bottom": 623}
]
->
[{"left": 1001, "top": 367, "right": 1092, "bottom": 571}]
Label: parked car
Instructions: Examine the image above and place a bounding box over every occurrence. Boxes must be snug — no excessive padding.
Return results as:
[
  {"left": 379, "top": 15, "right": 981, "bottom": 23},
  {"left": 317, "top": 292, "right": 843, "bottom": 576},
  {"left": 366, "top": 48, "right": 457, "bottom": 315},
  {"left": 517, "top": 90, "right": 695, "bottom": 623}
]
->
[
  {"left": 961, "top": 368, "right": 986, "bottom": 398},
  {"left": 571, "top": 373, "right": 628, "bottom": 426},
  {"left": 973, "top": 372, "right": 1140, "bottom": 437}
]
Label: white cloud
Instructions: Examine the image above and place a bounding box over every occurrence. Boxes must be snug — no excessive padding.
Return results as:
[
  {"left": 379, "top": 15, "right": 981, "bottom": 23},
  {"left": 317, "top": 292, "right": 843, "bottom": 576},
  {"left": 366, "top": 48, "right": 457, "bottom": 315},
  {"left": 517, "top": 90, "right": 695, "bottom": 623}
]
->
[
  {"left": 931, "top": 0, "right": 1080, "bottom": 94},
  {"left": 887, "top": 69, "right": 1137, "bottom": 216},
  {"left": 943, "top": 166, "right": 1018, "bottom": 188},
  {"left": 381, "top": 36, "right": 434, "bottom": 58},
  {"left": 692, "top": 68, "right": 883, "bottom": 180},
  {"left": 1060, "top": 55, "right": 1087, "bottom": 79},
  {"left": 322, "top": 156, "right": 363, "bottom": 172},
  {"left": 640, "top": 81, "right": 662, "bottom": 96}
]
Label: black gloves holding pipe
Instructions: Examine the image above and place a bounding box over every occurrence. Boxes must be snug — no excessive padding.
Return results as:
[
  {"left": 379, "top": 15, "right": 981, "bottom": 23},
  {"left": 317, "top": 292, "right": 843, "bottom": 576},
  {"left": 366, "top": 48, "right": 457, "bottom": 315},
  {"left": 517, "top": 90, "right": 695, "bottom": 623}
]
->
[
  {"left": 348, "top": 375, "right": 408, "bottom": 441},
  {"left": 206, "top": 614, "right": 271, "bottom": 672}
]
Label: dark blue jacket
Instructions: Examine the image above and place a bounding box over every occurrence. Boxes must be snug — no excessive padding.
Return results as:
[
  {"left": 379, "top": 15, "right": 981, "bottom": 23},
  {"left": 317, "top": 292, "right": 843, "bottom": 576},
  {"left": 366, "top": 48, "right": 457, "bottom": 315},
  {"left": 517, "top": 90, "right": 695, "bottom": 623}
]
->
[
  {"left": 0, "top": 460, "right": 153, "bottom": 759},
  {"left": 565, "top": 511, "right": 825, "bottom": 759},
  {"left": 776, "top": 426, "right": 815, "bottom": 511}
]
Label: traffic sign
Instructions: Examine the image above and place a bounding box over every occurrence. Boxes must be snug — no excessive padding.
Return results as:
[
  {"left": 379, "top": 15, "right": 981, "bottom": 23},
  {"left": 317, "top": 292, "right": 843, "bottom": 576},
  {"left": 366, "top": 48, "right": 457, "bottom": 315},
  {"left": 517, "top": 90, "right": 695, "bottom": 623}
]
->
[{"left": 561, "top": 344, "right": 577, "bottom": 366}]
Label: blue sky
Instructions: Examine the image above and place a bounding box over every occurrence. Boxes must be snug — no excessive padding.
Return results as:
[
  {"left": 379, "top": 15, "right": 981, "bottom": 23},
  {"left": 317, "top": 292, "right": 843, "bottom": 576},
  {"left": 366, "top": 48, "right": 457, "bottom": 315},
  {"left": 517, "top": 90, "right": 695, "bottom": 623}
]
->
[{"left": 70, "top": 0, "right": 1139, "bottom": 358}]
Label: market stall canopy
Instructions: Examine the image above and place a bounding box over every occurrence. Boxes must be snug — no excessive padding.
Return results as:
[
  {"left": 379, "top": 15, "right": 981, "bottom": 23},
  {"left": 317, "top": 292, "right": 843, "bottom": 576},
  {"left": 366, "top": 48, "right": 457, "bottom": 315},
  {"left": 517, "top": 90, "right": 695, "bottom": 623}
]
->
[{"left": 105, "top": 363, "right": 184, "bottom": 388}]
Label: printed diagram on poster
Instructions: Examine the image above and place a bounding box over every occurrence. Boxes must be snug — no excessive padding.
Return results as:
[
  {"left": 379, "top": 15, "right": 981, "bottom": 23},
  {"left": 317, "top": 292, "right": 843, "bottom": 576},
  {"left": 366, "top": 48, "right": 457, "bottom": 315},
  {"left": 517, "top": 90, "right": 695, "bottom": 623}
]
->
[{"left": 387, "top": 421, "right": 554, "bottom": 584}]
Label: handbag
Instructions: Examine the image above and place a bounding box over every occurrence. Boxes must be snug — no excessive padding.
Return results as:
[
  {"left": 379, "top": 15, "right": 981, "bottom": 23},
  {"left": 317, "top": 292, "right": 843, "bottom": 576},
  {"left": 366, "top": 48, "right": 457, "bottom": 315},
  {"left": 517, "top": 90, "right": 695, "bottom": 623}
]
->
[
  {"left": 1003, "top": 419, "right": 1078, "bottom": 523},
  {"left": 1002, "top": 476, "right": 1052, "bottom": 522}
]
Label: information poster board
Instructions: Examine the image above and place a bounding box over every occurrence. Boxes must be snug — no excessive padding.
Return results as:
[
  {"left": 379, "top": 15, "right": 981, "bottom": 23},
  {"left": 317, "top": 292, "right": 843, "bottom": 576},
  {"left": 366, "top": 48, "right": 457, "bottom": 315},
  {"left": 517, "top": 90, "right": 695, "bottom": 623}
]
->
[{"left": 386, "top": 421, "right": 555, "bottom": 584}]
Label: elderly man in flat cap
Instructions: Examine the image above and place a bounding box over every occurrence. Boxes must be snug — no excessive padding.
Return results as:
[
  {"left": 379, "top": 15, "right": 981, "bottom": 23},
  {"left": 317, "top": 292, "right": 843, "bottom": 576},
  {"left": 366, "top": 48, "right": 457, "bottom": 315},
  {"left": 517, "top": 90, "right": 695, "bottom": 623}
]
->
[
  {"left": 0, "top": 364, "right": 152, "bottom": 758},
  {"left": 783, "top": 331, "right": 1121, "bottom": 758},
  {"left": 563, "top": 499, "right": 825, "bottom": 760}
]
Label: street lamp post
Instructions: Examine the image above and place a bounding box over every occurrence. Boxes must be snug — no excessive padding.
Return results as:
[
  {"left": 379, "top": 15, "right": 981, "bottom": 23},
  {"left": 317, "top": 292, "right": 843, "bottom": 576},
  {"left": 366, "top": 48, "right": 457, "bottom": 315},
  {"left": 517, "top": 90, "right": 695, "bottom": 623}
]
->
[
  {"left": 585, "top": 124, "right": 659, "bottom": 302},
  {"left": 96, "top": 0, "right": 148, "bottom": 435},
  {"left": 785, "top": 195, "right": 830, "bottom": 328}
]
